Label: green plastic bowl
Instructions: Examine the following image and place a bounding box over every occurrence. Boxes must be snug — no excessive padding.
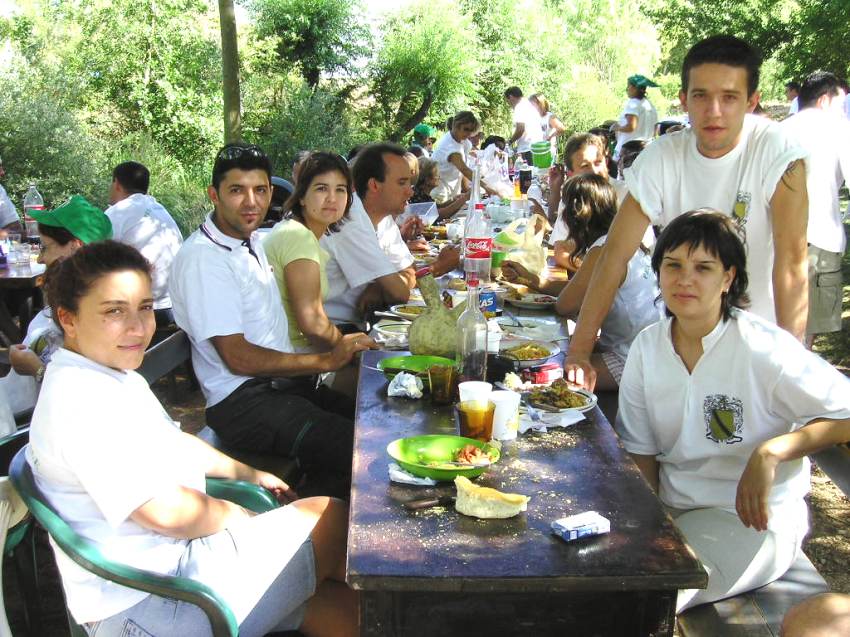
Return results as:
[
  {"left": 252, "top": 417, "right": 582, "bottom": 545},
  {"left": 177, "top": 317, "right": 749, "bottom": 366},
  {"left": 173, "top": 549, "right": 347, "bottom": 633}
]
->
[
  {"left": 377, "top": 355, "right": 455, "bottom": 380},
  {"left": 387, "top": 434, "right": 500, "bottom": 481}
]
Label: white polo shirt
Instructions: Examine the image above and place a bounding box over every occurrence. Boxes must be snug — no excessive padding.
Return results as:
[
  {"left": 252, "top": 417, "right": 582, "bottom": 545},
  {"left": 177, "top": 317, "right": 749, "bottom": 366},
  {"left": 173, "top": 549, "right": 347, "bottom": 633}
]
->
[
  {"left": 512, "top": 98, "right": 544, "bottom": 153},
  {"left": 170, "top": 214, "right": 292, "bottom": 407},
  {"left": 320, "top": 195, "right": 398, "bottom": 325},
  {"left": 376, "top": 215, "right": 414, "bottom": 272},
  {"left": 625, "top": 115, "right": 807, "bottom": 323},
  {"left": 28, "top": 348, "right": 205, "bottom": 623},
  {"left": 0, "top": 184, "right": 18, "bottom": 227},
  {"left": 780, "top": 107, "right": 850, "bottom": 253},
  {"left": 616, "top": 310, "right": 850, "bottom": 534},
  {"left": 106, "top": 194, "right": 183, "bottom": 309}
]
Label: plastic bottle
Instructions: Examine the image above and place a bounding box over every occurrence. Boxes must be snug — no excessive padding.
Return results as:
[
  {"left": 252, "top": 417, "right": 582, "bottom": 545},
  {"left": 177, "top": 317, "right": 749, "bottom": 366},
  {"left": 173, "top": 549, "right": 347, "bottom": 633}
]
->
[
  {"left": 463, "top": 202, "right": 492, "bottom": 284},
  {"left": 456, "top": 279, "right": 488, "bottom": 383},
  {"left": 22, "top": 183, "right": 44, "bottom": 241}
]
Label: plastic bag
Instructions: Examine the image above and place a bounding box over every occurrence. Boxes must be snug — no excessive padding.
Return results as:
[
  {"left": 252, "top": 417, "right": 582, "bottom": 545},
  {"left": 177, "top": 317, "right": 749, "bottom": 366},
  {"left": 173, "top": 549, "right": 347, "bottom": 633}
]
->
[{"left": 494, "top": 218, "right": 546, "bottom": 276}]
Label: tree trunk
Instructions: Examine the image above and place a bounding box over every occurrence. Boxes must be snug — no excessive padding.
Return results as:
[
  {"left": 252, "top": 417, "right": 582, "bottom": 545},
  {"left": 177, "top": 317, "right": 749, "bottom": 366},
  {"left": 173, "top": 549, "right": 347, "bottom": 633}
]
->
[
  {"left": 392, "top": 90, "right": 434, "bottom": 142},
  {"left": 218, "top": 0, "right": 242, "bottom": 143}
]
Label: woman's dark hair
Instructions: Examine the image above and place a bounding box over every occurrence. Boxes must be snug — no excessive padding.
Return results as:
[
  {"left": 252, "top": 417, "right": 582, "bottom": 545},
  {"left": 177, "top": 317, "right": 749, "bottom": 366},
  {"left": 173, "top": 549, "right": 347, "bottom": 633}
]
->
[
  {"left": 560, "top": 174, "right": 618, "bottom": 267},
  {"left": 285, "top": 152, "right": 352, "bottom": 234},
  {"left": 38, "top": 222, "right": 77, "bottom": 246},
  {"left": 628, "top": 81, "right": 648, "bottom": 99},
  {"left": 46, "top": 240, "right": 153, "bottom": 333},
  {"left": 651, "top": 209, "right": 750, "bottom": 320},
  {"left": 416, "top": 157, "right": 438, "bottom": 189},
  {"left": 481, "top": 135, "right": 506, "bottom": 151}
]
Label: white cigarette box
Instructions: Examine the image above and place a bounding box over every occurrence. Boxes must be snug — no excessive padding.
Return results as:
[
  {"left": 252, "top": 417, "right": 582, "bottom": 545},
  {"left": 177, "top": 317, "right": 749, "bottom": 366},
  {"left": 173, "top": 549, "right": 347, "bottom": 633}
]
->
[{"left": 551, "top": 511, "right": 611, "bottom": 542}]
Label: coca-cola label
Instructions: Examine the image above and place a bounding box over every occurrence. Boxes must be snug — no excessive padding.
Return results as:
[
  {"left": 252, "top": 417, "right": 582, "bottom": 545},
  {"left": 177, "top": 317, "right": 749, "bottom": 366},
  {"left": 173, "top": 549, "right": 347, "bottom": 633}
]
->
[{"left": 464, "top": 237, "right": 492, "bottom": 259}]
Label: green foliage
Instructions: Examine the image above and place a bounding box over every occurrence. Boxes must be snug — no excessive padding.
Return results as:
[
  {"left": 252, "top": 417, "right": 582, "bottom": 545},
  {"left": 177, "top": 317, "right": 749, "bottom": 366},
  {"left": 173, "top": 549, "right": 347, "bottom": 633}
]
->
[
  {"left": 369, "top": 0, "right": 479, "bottom": 141},
  {"left": 249, "top": 0, "right": 370, "bottom": 87},
  {"left": 782, "top": 0, "right": 850, "bottom": 81}
]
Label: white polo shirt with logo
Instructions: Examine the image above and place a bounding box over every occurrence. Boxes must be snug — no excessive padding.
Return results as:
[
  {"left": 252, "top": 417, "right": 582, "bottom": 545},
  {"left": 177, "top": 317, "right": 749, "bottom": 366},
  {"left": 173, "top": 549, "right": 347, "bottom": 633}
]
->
[
  {"left": 616, "top": 310, "right": 850, "bottom": 534},
  {"left": 625, "top": 115, "right": 807, "bottom": 323},
  {"left": 170, "top": 214, "right": 292, "bottom": 407}
]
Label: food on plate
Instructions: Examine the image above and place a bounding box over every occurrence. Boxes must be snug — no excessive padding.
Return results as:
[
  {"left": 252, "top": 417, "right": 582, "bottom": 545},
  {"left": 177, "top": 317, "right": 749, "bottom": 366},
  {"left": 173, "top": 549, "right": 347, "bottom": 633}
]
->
[
  {"left": 503, "top": 343, "right": 551, "bottom": 361},
  {"left": 447, "top": 278, "right": 467, "bottom": 291},
  {"left": 528, "top": 378, "right": 588, "bottom": 409},
  {"left": 395, "top": 305, "right": 426, "bottom": 317},
  {"left": 454, "top": 476, "right": 529, "bottom": 519},
  {"left": 502, "top": 372, "right": 524, "bottom": 391},
  {"left": 422, "top": 225, "right": 448, "bottom": 239},
  {"left": 455, "top": 444, "right": 496, "bottom": 465}
]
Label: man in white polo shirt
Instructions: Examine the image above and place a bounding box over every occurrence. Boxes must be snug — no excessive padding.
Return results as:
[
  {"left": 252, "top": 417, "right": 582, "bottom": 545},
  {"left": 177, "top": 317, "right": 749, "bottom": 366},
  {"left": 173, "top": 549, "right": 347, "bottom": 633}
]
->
[
  {"left": 170, "top": 143, "right": 375, "bottom": 497},
  {"left": 504, "top": 86, "right": 544, "bottom": 163},
  {"left": 105, "top": 161, "right": 183, "bottom": 326},
  {"left": 780, "top": 71, "right": 850, "bottom": 346},
  {"left": 321, "top": 143, "right": 414, "bottom": 330},
  {"left": 565, "top": 35, "right": 809, "bottom": 390}
]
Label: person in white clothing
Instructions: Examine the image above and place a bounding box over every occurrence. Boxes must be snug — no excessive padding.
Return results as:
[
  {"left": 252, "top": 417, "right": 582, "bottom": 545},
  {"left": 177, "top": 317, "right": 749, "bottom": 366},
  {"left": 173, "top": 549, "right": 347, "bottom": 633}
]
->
[
  {"left": 529, "top": 93, "right": 566, "bottom": 160},
  {"left": 780, "top": 71, "right": 850, "bottom": 344},
  {"left": 502, "top": 175, "right": 660, "bottom": 389},
  {"left": 504, "top": 87, "right": 545, "bottom": 162},
  {"left": 616, "top": 210, "right": 850, "bottom": 612},
  {"left": 612, "top": 74, "right": 659, "bottom": 159},
  {"left": 0, "top": 154, "right": 22, "bottom": 232},
  {"left": 430, "top": 111, "right": 479, "bottom": 204},
  {"left": 785, "top": 81, "right": 800, "bottom": 116},
  {"left": 105, "top": 161, "right": 183, "bottom": 325},
  {"left": 29, "top": 240, "right": 357, "bottom": 636},
  {"left": 170, "top": 143, "right": 376, "bottom": 498},
  {"left": 566, "top": 35, "right": 810, "bottom": 391}
]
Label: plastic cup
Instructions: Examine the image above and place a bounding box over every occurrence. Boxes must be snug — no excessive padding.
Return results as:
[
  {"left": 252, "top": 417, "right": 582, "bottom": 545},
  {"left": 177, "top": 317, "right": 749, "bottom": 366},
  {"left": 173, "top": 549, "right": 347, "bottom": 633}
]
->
[
  {"left": 458, "top": 380, "right": 492, "bottom": 403},
  {"left": 456, "top": 400, "right": 495, "bottom": 441},
  {"left": 490, "top": 390, "right": 521, "bottom": 440},
  {"left": 428, "top": 364, "right": 457, "bottom": 405}
]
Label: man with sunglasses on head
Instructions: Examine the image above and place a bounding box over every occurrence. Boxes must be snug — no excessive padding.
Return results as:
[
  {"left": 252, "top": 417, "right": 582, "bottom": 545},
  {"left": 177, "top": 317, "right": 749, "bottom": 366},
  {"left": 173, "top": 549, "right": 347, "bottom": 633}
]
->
[{"left": 170, "top": 143, "right": 376, "bottom": 498}]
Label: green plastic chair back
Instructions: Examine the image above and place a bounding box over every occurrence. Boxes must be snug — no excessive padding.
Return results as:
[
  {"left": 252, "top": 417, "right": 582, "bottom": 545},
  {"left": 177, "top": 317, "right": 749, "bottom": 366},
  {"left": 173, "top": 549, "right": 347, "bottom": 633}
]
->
[
  {"left": 1, "top": 428, "right": 31, "bottom": 554},
  {"left": 10, "top": 446, "right": 282, "bottom": 637}
]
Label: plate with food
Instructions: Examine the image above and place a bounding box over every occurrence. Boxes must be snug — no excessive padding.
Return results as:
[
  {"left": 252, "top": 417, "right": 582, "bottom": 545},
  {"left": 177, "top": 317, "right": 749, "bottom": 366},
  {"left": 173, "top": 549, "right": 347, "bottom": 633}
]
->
[
  {"left": 390, "top": 303, "right": 427, "bottom": 320},
  {"left": 376, "top": 354, "right": 454, "bottom": 380},
  {"left": 499, "top": 340, "right": 560, "bottom": 368},
  {"left": 505, "top": 293, "right": 558, "bottom": 310},
  {"left": 387, "top": 434, "right": 501, "bottom": 481},
  {"left": 525, "top": 378, "right": 597, "bottom": 413}
]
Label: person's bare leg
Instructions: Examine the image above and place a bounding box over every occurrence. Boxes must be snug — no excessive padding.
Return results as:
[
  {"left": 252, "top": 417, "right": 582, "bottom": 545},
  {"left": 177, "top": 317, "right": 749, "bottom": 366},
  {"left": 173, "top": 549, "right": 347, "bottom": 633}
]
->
[
  {"left": 590, "top": 353, "right": 619, "bottom": 391},
  {"left": 781, "top": 593, "right": 850, "bottom": 637},
  {"left": 300, "top": 580, "right": 359, "bottom": 637}
]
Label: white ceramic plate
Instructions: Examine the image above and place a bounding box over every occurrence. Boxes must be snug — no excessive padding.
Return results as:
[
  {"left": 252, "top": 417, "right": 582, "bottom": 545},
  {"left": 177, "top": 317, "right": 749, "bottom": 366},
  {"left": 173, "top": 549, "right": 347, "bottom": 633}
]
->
[
  {"left": 498, "top": 340, "right": 560, "bottom": 368},
  {"left": 505, "top": 294, "right": 557, "bottom": 310},
  {"left": 526, "top": 387, "right": 597, "bottom": 413},
  {"left": 389, "top": 303, "right": 427, "bottom": 320}
]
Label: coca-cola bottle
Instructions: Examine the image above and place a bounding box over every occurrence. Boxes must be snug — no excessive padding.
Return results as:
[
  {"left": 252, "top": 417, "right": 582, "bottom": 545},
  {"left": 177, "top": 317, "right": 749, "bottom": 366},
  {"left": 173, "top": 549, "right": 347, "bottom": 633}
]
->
[
  {"left": 22, "top": 183, "right": 44, "bottom": 243},
  {"left": 456, "top": 279, "right": 488, "bottom": 383},
  {"left": 463, "top": 202, "right": 492, "bottom": 284}
]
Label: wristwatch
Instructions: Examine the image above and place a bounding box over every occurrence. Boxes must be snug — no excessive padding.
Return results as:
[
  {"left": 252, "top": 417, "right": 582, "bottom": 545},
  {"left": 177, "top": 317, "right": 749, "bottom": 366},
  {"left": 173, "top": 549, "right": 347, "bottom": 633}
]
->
[{"left": 35, "top": 365, "right": 46, "bottom": 383}]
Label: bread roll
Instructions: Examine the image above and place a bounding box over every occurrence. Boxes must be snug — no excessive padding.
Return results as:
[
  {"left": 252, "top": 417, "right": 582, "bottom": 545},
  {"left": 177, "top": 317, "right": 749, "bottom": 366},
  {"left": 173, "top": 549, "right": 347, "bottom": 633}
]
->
[{"left": 454, "top": 476, "right": 529, "bottom": 519}]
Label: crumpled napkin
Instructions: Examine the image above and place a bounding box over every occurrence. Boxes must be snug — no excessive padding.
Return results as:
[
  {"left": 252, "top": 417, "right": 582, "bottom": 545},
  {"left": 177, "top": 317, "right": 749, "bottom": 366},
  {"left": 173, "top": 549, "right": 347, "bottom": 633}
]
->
[
  {"left": 388, "top": 462, "right": 438, "bottom": 486},
  {"left": 387, "top": 372, "right": 423, "bottom": 399},
  {"left": 519, "top": 405, "right": 585, "bottom": 434}
]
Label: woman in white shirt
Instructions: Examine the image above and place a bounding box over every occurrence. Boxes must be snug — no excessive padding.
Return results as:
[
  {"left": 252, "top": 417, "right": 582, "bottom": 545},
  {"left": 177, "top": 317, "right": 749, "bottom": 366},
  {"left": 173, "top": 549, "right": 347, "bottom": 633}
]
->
[
  {"left": 616, "top": 210, "right": 850, "bottom": 612},
  {"left": 529, "top": 93, "right": 566, "bottom": 159},
  {"left": 501, "top": 174, "right": 660, "bottom": 389},
  {"left": 28, "top": 241, "right": 356, "bottom": 636},
  {"left": 430, "top": 111, "right": 480, "bottom": 203},
  {"left": 612, "top": 74, "right": 659, "bottom": 159}
]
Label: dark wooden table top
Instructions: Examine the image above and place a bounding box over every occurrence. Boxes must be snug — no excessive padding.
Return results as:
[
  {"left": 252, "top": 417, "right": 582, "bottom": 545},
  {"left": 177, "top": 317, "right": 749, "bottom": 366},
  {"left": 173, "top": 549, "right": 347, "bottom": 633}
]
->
[
  {"left": 347, "top": 349, "right": 706, "bottom": 595},
  {"left": 0, "top": 263, "right": 46, "bottom": 289}
]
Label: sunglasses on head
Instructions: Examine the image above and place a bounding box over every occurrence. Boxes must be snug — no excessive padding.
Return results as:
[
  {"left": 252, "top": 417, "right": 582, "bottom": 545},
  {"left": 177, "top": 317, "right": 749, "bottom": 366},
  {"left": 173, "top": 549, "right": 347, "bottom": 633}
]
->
[{"left": 216, "top": 145, "right": 266, "bottom": 162}]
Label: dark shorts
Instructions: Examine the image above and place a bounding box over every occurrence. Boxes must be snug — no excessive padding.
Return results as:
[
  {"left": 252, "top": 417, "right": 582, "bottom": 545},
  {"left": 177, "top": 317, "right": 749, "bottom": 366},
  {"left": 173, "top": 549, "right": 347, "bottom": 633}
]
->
[{"left": 206, "top": 378, "right": 355, "bottom": 498}]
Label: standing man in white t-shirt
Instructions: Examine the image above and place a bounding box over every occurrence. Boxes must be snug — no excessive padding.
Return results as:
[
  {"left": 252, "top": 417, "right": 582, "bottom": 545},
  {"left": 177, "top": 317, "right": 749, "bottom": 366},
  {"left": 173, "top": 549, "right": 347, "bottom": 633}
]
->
[
  {"left": 170, "top": 143, "right": 376, "bottom": 497},
  {"left": 565, "top": 35, "right": 809, "bottom": 390},
  {"left": 785, "top": 81, "right": 800, "bottom": 117},
  {"left": 0, "top": 154, "right": 23, "bottom": 232},
  {"left": 504, "top": 87, "right": 544, "bottom": 163},
  {"left": 105, "top": 161, "right": 183, "bottom": 326},
  {"left": 780, "top": 71, "right": 850, "bottom": 345}
]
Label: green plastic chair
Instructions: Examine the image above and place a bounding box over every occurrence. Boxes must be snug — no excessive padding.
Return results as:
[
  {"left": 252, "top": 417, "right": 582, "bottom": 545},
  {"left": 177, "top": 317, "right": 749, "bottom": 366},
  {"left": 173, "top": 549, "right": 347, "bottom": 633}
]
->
[{"left": 10, "top": 446, "right": 280, "bottom": 637}]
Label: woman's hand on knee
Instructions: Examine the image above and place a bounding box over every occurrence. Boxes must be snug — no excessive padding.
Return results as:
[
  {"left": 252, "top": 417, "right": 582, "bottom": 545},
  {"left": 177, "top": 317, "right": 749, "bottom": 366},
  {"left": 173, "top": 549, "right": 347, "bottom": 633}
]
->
[{"left": 735, "top": 447, "right": 780, "bottom": 532}]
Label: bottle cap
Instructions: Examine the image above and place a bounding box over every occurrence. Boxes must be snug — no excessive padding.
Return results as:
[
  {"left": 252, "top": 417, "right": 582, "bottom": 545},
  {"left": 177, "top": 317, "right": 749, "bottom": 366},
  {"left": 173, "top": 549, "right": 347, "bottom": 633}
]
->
[{"left": 466, "top": 276, "right": 480, "bottom": 288}]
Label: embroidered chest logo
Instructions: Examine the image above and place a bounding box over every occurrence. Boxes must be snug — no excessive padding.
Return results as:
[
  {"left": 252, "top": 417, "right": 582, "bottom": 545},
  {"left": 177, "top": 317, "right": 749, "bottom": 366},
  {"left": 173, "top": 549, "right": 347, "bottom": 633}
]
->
[{"left": 703, "top": 394, "right": 744, "bottom": 444}]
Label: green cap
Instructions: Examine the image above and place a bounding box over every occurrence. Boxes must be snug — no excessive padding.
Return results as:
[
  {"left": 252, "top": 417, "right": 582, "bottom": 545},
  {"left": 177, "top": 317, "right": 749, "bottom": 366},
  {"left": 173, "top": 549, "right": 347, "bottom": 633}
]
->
[
  {"left": 628, "top": 74, "right": 660, "bottom": 88},
  {"left": 413, "top": 123, "right": 437, "bottom": 138},
  {"left": 30, "top": 195, "right": 113, "bottom": 244}
]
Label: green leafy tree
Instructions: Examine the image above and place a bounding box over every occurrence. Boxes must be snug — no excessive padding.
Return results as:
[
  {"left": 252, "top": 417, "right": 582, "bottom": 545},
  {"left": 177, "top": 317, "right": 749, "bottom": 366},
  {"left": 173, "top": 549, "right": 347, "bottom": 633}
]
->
[
  {"left": 369, "top": 0, "right": 479, "bottom": 141},
  {"left": 781, "top": 0, "right": 850, "bottom": 81},
  {"left": 250, "top": 0, "right": 370, "bottom": 88}
]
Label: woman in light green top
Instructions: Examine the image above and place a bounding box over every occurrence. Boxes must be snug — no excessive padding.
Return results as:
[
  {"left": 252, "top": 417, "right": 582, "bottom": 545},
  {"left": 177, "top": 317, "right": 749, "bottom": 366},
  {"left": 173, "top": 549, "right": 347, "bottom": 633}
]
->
[{"left": 264, "top": 152, "right": 352, "bottom": 351}]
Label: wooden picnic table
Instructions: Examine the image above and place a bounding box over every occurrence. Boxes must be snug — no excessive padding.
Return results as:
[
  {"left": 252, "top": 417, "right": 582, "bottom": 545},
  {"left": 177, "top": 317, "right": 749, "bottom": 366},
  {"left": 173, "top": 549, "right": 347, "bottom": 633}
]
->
[
  {"left": 0, "top": 263, "right": 45, "bottom": 345},
  {"left": 347, "top": 349, "right": 707, "bottom": 637}
]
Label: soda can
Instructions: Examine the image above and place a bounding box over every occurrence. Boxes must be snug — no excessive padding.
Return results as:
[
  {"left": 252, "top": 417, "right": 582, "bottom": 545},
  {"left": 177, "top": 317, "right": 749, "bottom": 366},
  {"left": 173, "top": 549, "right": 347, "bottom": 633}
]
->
[{"left": 478, "top": 290, "right": 497, "bottom": 317}]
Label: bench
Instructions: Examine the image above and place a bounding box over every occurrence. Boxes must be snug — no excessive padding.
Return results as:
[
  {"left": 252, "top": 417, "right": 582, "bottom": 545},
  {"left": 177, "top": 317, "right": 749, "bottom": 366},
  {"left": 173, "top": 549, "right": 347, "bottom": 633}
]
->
[{"left": 138, "top": 330, "right": 300, "bottom": 484}]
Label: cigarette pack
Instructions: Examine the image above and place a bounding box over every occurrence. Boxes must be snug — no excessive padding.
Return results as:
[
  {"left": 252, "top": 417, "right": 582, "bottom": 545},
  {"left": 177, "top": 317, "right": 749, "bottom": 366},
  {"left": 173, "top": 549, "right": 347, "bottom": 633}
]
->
[
  {"left": 522, "top": 362, "right": 563, "bottom": 385},
  {"left": 551, "top": 511, "right": 610, "bottom": 542}
]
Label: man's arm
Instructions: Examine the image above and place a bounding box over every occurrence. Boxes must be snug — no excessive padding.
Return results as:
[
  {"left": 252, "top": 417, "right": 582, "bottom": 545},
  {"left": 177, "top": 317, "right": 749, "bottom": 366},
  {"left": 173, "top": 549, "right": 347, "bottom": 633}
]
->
[
  {"left": 376, "top": 270, "right": 411, "bottom": 303},
  {"left": 212, "top": 332, "right": 374, "bottom": 377},
  {"left": 508, "top": 122, "right": 525, "bottom": 146},
  {"left": 769, "top": 158, "right": 809, "bottom": 341},
  {"left": 564, "top": 194, "right": 650, "bottom": 389}
]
